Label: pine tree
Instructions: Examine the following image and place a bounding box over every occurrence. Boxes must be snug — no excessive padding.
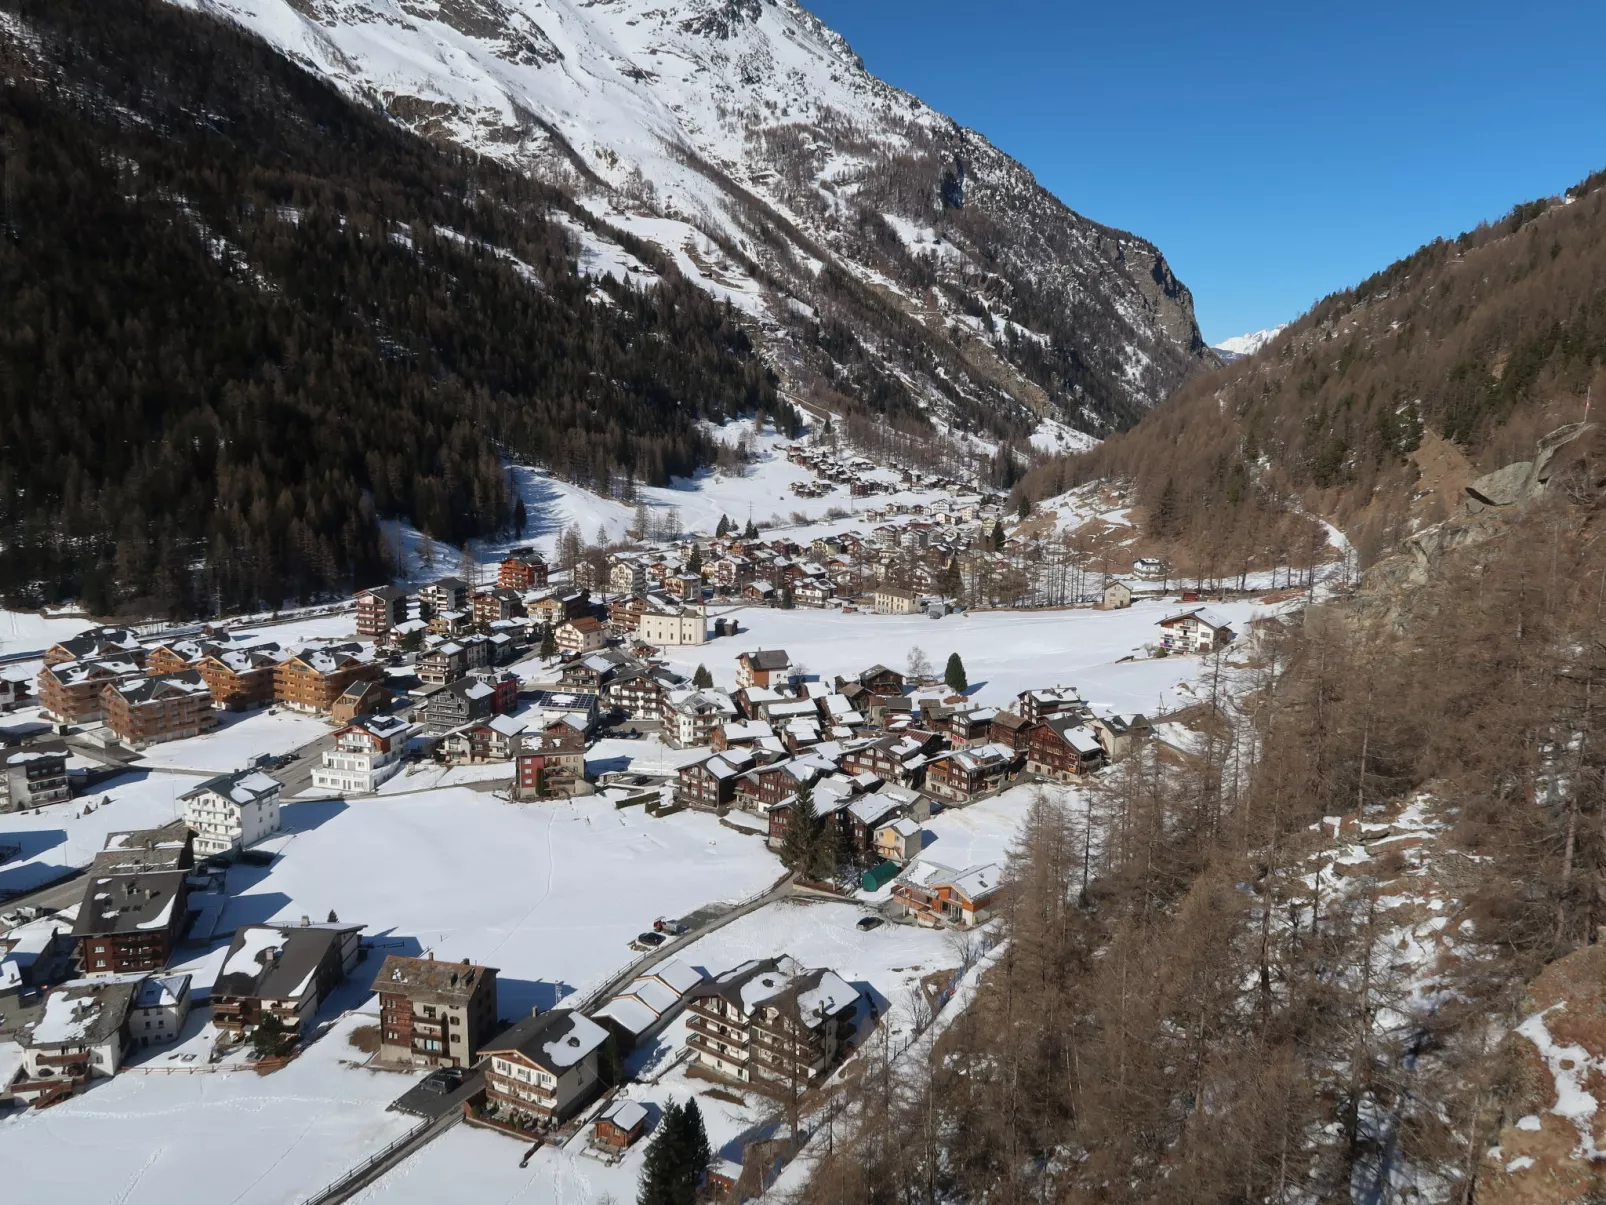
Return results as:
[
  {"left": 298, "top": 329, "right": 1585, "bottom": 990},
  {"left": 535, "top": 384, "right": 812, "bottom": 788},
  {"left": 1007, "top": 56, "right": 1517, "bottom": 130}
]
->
[
  {"left": 945, "top": 652, "right": 968, "bottom": 693},
  {"left": 990, "top": 519, "right": 1005, "bottom": 550},
  {"left": 780, "top": 782, "right": 821, "bottom": 872},
  {"left": 687, "top": 544, "right": 703, "bottom": 573},
  {"left": 1152, "top": 477, "right": 1181, "bottom": 539},
  {"left": 513, "top": 498, "right": 527, "bottom": 539},
  {"left": 716, "top": 514, "right": 731, "bottom": 537},
  {"left": 743, "top": 517, "right": 758, "bottom": 539},
  {"left": 638, "top": 1099, "right": 684, "bottom": 1205},
  {"left": 808, "top": 805, "right": 843, "bottom": 881},
  {"left": 326, "top": 909, "right": 339, "bottom": 923},
  {"left": 780, "top": 581, "right": 795, "bottom": 609},
  {"left": 679, "top": 1099, "right": 711, "bottom": 1198},
  {"left": 539, "top": 625, "right": 557, "bottom": 660},
  {"left": 692, "top": 664, "right": 712, "bottom": 689}
]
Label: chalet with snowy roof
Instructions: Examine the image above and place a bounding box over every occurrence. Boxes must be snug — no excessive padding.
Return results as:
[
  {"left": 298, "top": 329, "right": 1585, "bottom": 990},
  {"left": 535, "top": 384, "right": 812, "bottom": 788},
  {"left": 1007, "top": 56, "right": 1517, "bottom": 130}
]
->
[
  {"left": 355, "top": 585, "right": 408, "bottom": 639},
  {"left": 638, "top": 596, "right": 707, "bottom": 647},
  {"left": 676, "top": 751, "right": 746, "bottom": 811},
  {"left": 195, "top": 644, "right": 283, "bottom": 710},
  {"left": 211, "top": 922, "right": 364, "bottom": 1037},
  {"left": 483, "top": 1008, "right": 611, "bottom": 1126},
  {"left": 313, "top": 715, "right": 414, "bottom": 794},
  {"left": 1014, "top": 686, "right": 1089, "bottom": 724},
  {"left": 661, "top": 688, "right": 738, "bottom": 748},
  {"left": 736, "top": 758, "right": 824, "bottom": 813},
  {"left": 593, "top": 960, "right": 706, "bottom": 1052},
  {"left": 37, "top": 656, "right": 144, "bottom": 726},
  {"left": 181, "top": 769, "right": 282, "bottom": 857},
  {"left": 9, "top": 975, "right": 141, "bottom": 1106},
  {"left": 72, "top": 869, "right": 189, "bottom": 976},
  {"left": 273, "top": 644, "right": 380, "bottom": 715},
  {"left": 925, "top": 743, "right": 1022, "bottom": 803},
  {"left": 1156, "top": 608, "right": 1236, "bottom": 654},
  {"left": 443, "top": 712, "right": 531, "bottom": 763},
  {"left": 473, "top": 586, "right": 526, "bottom": 628},
  {"left": 735, "top": 649, "right": 792, "bottom": 690},
  {"left": 374, "top": 954, "right": 499, "bottom": 1069},
  {"left": 855, "top": 665, "right": 906, "bottom": 697},
  {"left": 43, "top": 627, "right": 145, "bottom": 668},
  {"left": 892, "top": 861, "right": 1003, "bottom": 928},
  {"left": 330, "top": 677, "right": 390, "bottom": 727},
  {"left": 948, "top": 707, "right": 999, "bottom": 748},
  {"left": 419, "top": 675, "right": 500, "bottom": 735},
  {"left": 1025, "top": 717, "right": 1106, "bottom": 781},
  {"left": 102, "top": 671, "right": 217, "bottom": 748},
  {"left": 130, "top": 972, "right": 192, "bottom": 1049},
  {"left": 592, "top": 1099, "right": 649, "bottom": 1151},
  {"left": 685, "top": 956, "right": 860, "bottom": 1086},
  {"left": 875, "top": 816, "right": 924, "bottom": 864},
  {"left": 1088, "top": 712, "right": 1153, "bottom": 761},
  {"left": 988, "top": 709, "right": 1033, "bottom": 753}
]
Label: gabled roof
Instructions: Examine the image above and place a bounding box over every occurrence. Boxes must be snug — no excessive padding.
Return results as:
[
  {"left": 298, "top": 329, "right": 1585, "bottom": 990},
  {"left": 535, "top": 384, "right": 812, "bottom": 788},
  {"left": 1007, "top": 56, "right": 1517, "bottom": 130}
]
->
[
  {"left": 484, "top": 1008, "right": 609, "bottom": 1073},
  {"left": 182, "top": 768, "right": 282, "bottom": 807},
  {"left": 213, "top": 923, "right": 363, "bottom": 1003},
  {"left": 72, "top": 870, "right": 187, "bottom": 937},
  {"left": 739, "top": 649, "right": 792, "bottom": 671}
]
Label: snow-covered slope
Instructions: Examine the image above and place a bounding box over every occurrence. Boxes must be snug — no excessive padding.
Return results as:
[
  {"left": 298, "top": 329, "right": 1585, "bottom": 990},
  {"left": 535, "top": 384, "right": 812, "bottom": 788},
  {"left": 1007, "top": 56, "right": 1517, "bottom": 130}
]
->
[
  {"left": 1212, "top": 325, "right": 1286, "bottom": 361},
  {"left": 172, "top": 0, "right": 1210, "bottom": 440}
]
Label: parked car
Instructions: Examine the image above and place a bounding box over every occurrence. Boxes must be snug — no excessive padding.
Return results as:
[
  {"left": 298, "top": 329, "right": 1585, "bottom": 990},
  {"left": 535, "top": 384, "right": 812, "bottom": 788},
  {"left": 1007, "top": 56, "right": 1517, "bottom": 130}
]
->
[
  {"left": 420, "top": 1067, "right": 465, "bottom": 1094},
  {"left": 632, "top": 931, "right": 667, "bottom": 950},
  {"left": 855, "top": 916, "right": 884, "bottom": 932}
]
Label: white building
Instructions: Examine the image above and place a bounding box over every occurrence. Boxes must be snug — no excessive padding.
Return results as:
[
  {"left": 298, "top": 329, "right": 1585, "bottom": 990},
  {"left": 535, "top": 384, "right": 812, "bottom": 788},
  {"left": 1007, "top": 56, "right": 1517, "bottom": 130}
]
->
[
  {"left": 1156, "top": 607, "right": 1235, "bottom": 654},
  {"left": 638, "top": 600, "right": 707, "bottom": 647},
  {"left": 311, "top": 715, "right": 414, "bottom": 794},
  {"left": 181, "top": 769, "right": 283, "bottom": 858},
  {"left": 130, "top": 973, "right": 192, "bottom": 1048}
]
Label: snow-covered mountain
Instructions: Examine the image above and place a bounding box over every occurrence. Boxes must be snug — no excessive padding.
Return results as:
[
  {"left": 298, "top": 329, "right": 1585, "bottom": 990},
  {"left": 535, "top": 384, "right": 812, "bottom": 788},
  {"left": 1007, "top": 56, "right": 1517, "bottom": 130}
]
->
[
  {"left": 1212, "top": 325, "right": 1286, "bottom": 361},
  {"left": 172, "top": 0, "right": 1211, "bottom": 444}
]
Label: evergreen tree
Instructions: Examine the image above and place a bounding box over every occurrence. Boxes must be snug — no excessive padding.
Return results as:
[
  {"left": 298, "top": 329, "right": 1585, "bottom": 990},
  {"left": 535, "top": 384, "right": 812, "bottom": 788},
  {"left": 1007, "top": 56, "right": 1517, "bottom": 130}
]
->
[
  {"left": 638, "top": 1099, "right": 684, "bottom": 1205},
  {"left": 743, "top": 517, "right": 758, "bottom": 539},
  {"left": 779, "top": 782, "right": 821, "bottom": 872},
  {"left": 692, "top": 664, "right": 713, "bottom": 689},
  {"left": 687, "top": 544, "right": 703, "bottom": 573},
  {"left": 1152, "top": 477, "right": 1181, "bottom": 539},
  {"left": 779, "top": 581, "right": 795, "bottom": 609},
  {"left": 716, "top": 514, "right": 731, "bottom": 538},
  {"left": 539, "top": 625, "right": 557, "bottom": 660},
  {"left": 326, "top": 909, "right": 339, "bottom": 923},
  {"left": 1017, "top": 494, "right": 1031, "bottom": 521},
  {"left": 808, "top": 806, "right": 844, "bottom": 881},
  {"left": 679, "top": 1099, "right": 711, "bottom": 1197},
  {"left": 990, "top": 519, "right": 1005, "bottom": 550},
  {"left": 514, "top": 498, "right": 527, "bottom": 540},
  {"left": 945, "top": 652, "right": 968, "bottom": 693}
]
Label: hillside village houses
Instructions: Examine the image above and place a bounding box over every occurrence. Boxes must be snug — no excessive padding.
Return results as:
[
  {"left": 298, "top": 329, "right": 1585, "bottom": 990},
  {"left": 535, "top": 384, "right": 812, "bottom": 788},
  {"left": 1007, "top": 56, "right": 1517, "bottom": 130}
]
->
[
  {"left": 1156, "top": 607, "right": 1237, "bottom": 654},
  {"left": 374, "top": 954, "right": 500, "bottom": 1069},
  {"left": 685, "top": 956, "right": 861, "bottom": 1086}
]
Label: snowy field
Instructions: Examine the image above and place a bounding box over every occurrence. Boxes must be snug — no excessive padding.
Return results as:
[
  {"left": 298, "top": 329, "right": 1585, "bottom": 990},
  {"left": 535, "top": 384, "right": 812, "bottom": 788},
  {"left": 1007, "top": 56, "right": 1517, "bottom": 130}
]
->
[
  {"left": 0, "top": 607, "right": 96, "bottom": 658},
  {"left": 583, "top": 736, "right": 709, "bottom": 779},
  {"left": 374, "top": 760, "right": 512, "bottom": 794},
  {"left": 666, "top": 596, "right": 1271, "bottom": 717},
  {"left": 221, "top": 790, "right": 782, "bottom": 1013},
  {"left": 0, "top": 1012, "right": 418, "bottom": 1205},
  {"left": 0, "top": 769, "right": 194, "bottom": 894},
  {"left": 132, "top": 708, "right": 331, "bottom": 774}
]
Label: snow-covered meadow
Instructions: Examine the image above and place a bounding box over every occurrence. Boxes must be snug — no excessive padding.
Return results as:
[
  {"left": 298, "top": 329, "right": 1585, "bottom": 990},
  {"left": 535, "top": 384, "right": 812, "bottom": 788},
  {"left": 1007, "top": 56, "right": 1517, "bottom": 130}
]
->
[
  {"left": 661, "top": 595, "right": 1271, "bottom": 717},
  {"left": 212, "top": 789, "right": 783, "bottom": 1012}
]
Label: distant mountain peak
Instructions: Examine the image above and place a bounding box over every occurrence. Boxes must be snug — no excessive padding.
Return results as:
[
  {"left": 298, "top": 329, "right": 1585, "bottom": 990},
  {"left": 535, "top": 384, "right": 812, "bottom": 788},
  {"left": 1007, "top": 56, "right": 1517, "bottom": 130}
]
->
[{"left": 1213, "top": 326, "right": 1286, "bottom": 361}]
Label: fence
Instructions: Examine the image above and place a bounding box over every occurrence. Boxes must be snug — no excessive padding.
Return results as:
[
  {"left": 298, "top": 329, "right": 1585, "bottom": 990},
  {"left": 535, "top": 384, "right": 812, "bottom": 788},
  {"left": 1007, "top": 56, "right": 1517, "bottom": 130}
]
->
[{"left": 298, "top": 1118, "right": 431, "bottom": 1205}]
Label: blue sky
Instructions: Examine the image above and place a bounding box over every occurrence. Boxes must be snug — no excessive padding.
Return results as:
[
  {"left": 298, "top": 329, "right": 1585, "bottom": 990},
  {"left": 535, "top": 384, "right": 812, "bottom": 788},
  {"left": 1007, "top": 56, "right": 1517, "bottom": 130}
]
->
[{"left": 803, "top": 0, "right": 1606, "bottom": 345}]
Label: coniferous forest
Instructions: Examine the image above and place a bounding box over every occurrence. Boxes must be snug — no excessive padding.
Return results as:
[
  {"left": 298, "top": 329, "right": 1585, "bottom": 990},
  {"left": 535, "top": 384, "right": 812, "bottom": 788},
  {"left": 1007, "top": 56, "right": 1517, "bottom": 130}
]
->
[{"left": 0, "top": 0, "right": 785, "bottom": 615}]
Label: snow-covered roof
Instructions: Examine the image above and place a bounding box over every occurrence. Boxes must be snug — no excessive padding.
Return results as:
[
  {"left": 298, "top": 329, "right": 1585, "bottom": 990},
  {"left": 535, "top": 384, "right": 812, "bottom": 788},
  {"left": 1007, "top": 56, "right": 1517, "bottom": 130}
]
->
[{"left": 600, "top": 1099, "right": 648, "bottom": 1133}]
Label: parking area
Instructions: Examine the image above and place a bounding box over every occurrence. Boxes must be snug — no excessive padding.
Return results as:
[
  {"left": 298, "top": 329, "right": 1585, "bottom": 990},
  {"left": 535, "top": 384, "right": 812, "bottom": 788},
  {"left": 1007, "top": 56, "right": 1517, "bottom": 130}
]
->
[{"left": 391, "top": 1065, "right": 485, "bottom": 1120}]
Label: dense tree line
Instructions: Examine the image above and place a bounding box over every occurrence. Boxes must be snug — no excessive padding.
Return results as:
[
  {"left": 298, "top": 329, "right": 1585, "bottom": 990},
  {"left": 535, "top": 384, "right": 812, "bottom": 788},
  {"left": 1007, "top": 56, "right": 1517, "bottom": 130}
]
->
[
  {"left": 1011, "top": 168, "right": 1606, "bottom": 571},
  {"left": 0, "top": 0, "right": 781, "bottom": 614}
]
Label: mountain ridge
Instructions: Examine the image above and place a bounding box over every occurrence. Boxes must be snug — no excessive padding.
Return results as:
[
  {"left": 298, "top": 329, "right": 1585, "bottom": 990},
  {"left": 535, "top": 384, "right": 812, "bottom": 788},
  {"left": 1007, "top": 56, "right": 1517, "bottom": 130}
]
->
[{"left": 171, "top": 0, "right": 1212, "bottom": 447}]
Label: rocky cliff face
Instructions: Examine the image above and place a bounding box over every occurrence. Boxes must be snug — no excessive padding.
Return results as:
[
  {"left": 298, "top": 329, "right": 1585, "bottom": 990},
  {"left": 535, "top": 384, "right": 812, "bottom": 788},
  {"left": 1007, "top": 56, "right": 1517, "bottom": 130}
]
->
[{"left": 173, "top": 0, "right": 1211, "bottom": 445}]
